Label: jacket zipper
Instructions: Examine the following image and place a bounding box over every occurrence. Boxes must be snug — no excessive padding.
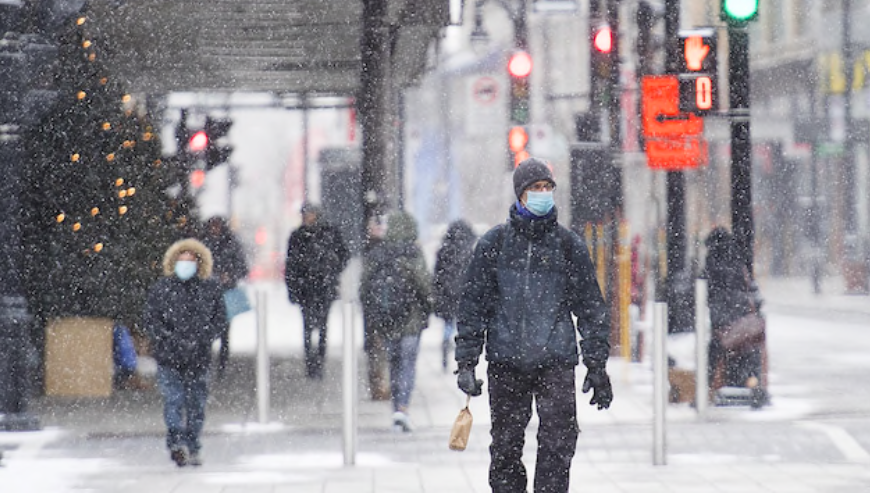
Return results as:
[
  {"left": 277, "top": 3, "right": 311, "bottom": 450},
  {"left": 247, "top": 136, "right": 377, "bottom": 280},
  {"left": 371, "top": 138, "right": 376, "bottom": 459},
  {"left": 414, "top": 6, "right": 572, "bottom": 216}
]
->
[{"left": 521, "top": 241, "right": 532, "bottom": 335}]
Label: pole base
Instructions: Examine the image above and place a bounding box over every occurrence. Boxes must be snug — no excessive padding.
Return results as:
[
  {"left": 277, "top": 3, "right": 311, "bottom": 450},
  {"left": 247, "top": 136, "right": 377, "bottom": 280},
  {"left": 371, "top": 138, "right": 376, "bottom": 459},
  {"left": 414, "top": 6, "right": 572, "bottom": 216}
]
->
[{"left": 0, "top": 412, "right": 41, "bottom": 432}]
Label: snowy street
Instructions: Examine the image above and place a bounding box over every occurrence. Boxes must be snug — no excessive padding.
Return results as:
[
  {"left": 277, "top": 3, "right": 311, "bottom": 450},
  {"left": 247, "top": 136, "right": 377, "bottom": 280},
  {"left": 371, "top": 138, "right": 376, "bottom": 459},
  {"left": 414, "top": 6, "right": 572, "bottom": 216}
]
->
[{"left": 1, "top": 275, "right": 870, "bottom": 492}]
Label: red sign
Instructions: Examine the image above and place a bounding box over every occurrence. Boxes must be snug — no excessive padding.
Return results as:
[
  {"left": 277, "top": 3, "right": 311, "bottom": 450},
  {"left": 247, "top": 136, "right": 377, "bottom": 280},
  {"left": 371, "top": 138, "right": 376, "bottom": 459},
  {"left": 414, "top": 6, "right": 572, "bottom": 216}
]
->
[
  {"left": 646, "top": 136, "right": 708, "bottom": 170},
  {"left": 472, "top": 76, "right": 499, "bottom": 105},
  {"left": 642, "top": 75, "right": 703, "bottom": 138},
  {"left": 641, "top": 75, "right": 706, "bottom": 170}
]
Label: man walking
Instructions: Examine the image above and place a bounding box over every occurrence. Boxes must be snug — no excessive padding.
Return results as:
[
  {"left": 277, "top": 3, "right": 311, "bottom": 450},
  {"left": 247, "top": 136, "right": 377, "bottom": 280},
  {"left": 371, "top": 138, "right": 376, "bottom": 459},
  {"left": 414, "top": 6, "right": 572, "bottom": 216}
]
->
[
  {"left": 455, "top": 157, "right": 613, "bottom": 492},
  {"left": 143, "top": 238, "right": 227, "bottom": 467},
  {"left": 285, "top": 203, "right": 350, "bottom": 378}
]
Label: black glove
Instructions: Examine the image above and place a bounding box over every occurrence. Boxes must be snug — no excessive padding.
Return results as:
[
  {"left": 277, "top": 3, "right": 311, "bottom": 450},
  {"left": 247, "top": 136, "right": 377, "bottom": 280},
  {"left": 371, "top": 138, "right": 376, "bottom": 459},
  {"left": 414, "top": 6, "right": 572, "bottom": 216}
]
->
[
  {"left": 456, "top": 365, "right": 483, "bottom": 396},
  {"left": 581, "top": 366, "right": 613, "bottom": 410}
]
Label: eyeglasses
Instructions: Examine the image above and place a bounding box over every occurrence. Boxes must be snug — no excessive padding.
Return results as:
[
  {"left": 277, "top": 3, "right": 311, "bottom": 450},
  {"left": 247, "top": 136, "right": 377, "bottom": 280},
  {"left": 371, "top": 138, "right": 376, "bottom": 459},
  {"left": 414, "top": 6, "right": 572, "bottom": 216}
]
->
[{"left": 527, "top": 182, "right": 555, "bottom": 192}]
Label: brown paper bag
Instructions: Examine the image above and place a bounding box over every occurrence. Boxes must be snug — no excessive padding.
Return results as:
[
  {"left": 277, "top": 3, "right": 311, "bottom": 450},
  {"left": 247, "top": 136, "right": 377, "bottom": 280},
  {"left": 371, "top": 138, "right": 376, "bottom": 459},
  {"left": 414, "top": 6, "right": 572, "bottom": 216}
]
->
[{"left": 449, "top": 396, "right": 473, "bottom": 451}]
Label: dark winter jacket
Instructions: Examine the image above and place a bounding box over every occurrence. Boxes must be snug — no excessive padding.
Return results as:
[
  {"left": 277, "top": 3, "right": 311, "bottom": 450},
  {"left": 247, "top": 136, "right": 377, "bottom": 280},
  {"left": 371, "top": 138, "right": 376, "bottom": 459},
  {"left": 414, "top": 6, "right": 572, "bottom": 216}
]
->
[
  {"left": 704, "top": 228, "right": 754, "bottom": 330},
  {"left": 142, "top": 239, "right": 227, "bottom": 375},
  {"left": 202, "top": 219, "right": 248, "bottom": 290},
  {"left": 285, "top": 219, "right": 350, "bottom": 306},
  {"left": 432, "top": 220, "right": 476, "bottom": 321},
  {"left": 456, "top": 204, "right": 611, "bottom": 372},
  {"left": 360, "top": 212, "right": 432, "bottom": 339}
]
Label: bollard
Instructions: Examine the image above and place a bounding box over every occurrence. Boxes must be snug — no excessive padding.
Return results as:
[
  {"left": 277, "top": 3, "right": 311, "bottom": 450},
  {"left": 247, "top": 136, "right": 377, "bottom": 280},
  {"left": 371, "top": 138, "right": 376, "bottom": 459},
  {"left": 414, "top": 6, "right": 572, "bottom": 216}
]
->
[
  {"left": 653, "top": 302, "right": 667, "bottom": 466},
  {"left": 255, "top": 290, "right": 270, "bottom": 424},
  {"left": 342, "top": 301, "right": 357, "bottom": 466},
  {"left": 695, "top": 278, "right": 709, "bottom": 416}
]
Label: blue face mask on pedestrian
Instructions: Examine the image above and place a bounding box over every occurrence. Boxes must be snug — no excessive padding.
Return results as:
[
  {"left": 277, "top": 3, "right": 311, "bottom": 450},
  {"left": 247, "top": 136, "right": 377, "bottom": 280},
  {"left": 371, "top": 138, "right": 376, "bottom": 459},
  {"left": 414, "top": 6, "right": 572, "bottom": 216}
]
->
[
  {"left": 524, "top": 190, "right": 555, "bottom": 216},
  {"left": 175, "top": 260, "right": 198, "bottom": 280}
]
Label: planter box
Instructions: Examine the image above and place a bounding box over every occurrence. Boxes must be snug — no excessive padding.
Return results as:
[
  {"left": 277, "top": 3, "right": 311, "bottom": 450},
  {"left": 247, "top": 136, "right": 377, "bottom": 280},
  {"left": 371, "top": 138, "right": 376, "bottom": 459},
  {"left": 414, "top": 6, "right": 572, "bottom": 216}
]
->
[
  {"left": 45, "top": 317, "right": 113, "bottom": 397},
  {"left": 668, "top": 368, "right": 696, "bottom": 404}
]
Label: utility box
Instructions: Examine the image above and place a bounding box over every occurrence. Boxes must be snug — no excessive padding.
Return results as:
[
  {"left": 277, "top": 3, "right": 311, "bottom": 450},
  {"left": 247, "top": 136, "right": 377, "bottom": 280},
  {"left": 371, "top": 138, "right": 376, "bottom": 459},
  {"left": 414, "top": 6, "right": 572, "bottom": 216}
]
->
[{"left": 45, "top": 317, "right": 113, "bottom": 397}]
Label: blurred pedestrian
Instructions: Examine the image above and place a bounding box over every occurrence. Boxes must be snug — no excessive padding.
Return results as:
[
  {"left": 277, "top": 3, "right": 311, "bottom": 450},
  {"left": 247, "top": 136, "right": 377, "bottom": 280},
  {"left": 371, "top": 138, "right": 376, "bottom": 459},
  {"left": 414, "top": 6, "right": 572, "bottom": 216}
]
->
[
  {"left": 432, "top": 219, "right": 476, "bottom": 372},
  {"left": 455, "top": 157, "right": 612, "bottom": 492},
  {"left": 201, "top": 216, "right": 249, "bottom": 377},
  {"left": 703, "top": 227, "right": 767, "bottom": 404},
  {"left": 285, "top": 203, "right": 350, "bottom": 379},
  {"left": 361, "top": 211, "right": 431, "bottom": 432},
  {"left": 362, "top": 214, "right": 390, "bottom": 400},
  {"left": 143, "top": 239, "right": 227, "bottom": 467}
]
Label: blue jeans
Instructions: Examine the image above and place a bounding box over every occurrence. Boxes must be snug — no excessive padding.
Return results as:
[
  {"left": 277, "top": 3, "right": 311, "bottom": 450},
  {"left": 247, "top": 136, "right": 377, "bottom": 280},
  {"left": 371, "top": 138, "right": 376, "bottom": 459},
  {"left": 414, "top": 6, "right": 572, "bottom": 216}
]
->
[
  {"left": 157, "top": 366, "right": 209, "bottom": 454},
  {"left": 386, "top": 334, "right": 420, "bottom": 412},
  {"left": 443, "top": 318, "right": 456, "bottom": 343}
]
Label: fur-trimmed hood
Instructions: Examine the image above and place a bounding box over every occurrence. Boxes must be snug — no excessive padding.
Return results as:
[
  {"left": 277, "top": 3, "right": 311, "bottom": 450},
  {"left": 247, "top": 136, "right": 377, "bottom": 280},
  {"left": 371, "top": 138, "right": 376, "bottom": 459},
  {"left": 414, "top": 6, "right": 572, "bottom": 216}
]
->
[{"left": 162, "top": 238, "right": 214, "bottom": 279}]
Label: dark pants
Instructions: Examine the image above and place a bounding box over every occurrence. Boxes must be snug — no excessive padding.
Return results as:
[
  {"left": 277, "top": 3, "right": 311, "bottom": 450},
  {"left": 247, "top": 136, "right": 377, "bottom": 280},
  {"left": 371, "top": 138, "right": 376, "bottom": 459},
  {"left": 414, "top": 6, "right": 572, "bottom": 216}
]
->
[
  {"left": 301, "top": 300, "right": 330, "bottom": 378},
  {"left": 487, "top": 363, "right": 579, "bottom": 493}
]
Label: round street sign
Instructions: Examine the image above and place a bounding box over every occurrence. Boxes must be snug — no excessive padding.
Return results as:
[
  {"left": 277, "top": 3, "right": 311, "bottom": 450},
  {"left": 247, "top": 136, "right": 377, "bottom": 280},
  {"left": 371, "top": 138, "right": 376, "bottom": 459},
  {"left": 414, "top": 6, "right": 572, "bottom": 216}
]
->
[{"left": 472, "top": 77, "right": 499, "bottom": 105}]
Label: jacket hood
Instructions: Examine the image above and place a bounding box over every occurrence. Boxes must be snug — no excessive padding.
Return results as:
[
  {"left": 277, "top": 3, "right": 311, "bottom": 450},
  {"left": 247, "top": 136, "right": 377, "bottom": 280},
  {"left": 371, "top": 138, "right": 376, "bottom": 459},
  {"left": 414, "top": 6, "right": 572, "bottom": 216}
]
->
[
  {"left": 162, "top": 238, "right": 214, "bottom": 279},
  {"left": 386, "top": 211, "right": 418, "bottom": 242}
]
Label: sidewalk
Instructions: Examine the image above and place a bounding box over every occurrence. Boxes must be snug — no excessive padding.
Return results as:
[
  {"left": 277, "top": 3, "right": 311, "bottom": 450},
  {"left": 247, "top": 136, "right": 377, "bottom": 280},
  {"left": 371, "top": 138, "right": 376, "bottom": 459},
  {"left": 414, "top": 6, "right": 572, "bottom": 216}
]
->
[
  {"left": 758, "top": 273, "right": 870, "bottom": 319},
  {"left": 1, "top": 277, "right": 870, "bottom": 492}
]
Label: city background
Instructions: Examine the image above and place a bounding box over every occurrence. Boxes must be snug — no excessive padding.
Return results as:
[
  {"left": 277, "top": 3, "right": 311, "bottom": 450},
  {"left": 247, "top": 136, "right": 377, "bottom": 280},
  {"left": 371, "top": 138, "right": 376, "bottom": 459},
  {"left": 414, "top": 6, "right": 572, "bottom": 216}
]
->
[{"left": 3, "top": 0, "right": 870, "bottom": 491}]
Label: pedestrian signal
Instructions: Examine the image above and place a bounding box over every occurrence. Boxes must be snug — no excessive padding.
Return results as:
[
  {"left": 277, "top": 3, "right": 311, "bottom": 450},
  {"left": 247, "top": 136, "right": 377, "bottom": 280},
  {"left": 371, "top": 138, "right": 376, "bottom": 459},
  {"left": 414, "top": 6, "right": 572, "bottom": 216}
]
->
[{"left": 508, "top": 126, "right": 530, "bottom": 169}]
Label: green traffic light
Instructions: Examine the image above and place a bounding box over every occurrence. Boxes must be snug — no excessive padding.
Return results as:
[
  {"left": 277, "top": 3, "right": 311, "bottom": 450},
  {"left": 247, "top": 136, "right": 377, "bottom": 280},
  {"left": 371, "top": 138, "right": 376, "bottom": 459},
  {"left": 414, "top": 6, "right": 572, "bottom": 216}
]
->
[{"left": 722, "top": 0, "right": 758, "bottom": 21}]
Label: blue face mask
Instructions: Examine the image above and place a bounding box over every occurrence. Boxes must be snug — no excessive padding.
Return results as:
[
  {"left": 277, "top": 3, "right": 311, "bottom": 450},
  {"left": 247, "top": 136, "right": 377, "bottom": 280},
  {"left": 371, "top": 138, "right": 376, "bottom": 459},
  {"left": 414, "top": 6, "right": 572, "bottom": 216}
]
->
[
  {"left": 175, "top": 260, "right": 198, "bottom": 281},
  {"left": 524, "top": 190, "right": 555, "bottom": 216}
]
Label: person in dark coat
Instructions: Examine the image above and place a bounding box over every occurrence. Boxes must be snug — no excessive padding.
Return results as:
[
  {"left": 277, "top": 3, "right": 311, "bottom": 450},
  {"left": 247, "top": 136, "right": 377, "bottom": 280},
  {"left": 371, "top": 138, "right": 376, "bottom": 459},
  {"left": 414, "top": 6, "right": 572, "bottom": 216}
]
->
[
  {"left": 704, "top": 227, "right": 765, "bottom": 398},
  {"left": 201, "top": 216, "right": 249, "bottom": 376},
  {"left": 432, "top": 219, "right": 476, "bottom": 371},
  {"left": 143, "top": 238, "right": 227, "bottom": 467},
  {"left": 285, "top": 203, "right": 350, "bottom": 379},
  {"left": 455, "top": 157, "right": 612, "bottom": 493},
  {"left": 202, "top": 216, "right": 248, "bottom": 291},
  {"left": 360, "top": 211, "right": 431, "bottom": 432}
]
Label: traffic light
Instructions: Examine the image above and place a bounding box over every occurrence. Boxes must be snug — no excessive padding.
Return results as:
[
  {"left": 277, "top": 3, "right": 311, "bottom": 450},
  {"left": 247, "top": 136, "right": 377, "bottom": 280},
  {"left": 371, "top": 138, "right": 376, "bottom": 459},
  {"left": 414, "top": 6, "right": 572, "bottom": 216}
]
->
[
  {"left": 591, "top": 24, "right": 613, "bottom": 80},
  {"left": 721, "top": 0, "right": 758, "bottom": 24},
  {"left": 592, "top": 25, "right": 612, "bottom": 53},
  {"left": 508, "top": 125, "right": 530, "bottom": 169},
  {"left": 677, "top": 29, "right": 718, "bottom": 115},
  {"left": 188, "top": 130, "right": 208, "bottom": 153},
  {"left": 204, "top": 116, "right": 233, "bottom": 170},
  {"left": 190, "top": 169, "right": 206, "bottom": 189},
  {"left": 508, "top": 50, "right": 532, "bottom": 125}
]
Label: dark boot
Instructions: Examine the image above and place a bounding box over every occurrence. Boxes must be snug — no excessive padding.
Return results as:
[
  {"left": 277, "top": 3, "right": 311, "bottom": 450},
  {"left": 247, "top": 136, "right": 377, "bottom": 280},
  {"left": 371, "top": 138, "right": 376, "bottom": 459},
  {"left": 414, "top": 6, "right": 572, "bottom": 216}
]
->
[{"left": 170, "top": 447, "right": 188, "bottom": 467}]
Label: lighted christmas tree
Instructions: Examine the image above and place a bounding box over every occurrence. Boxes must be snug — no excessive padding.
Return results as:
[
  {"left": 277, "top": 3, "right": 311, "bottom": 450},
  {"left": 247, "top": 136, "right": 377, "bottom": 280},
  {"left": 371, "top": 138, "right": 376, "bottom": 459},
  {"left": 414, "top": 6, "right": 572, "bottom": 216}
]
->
[{"left": 22, "top": 11, "right": 196, "bottom": 327}]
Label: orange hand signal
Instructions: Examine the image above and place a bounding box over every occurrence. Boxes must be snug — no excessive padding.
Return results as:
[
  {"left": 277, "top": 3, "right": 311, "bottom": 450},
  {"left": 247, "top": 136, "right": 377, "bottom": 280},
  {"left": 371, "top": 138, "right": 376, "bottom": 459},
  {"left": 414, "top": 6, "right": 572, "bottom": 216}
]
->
[{"left": 684, "top": 36, "right": 710, "bottom": 71}]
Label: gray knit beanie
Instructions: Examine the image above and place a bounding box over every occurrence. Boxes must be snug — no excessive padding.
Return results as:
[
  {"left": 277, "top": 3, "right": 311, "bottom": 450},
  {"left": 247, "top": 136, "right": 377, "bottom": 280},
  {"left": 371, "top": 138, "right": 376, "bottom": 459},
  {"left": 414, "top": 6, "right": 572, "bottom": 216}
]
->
[{"left": 513, "top": 157, "right": 555, "bottom": 199}]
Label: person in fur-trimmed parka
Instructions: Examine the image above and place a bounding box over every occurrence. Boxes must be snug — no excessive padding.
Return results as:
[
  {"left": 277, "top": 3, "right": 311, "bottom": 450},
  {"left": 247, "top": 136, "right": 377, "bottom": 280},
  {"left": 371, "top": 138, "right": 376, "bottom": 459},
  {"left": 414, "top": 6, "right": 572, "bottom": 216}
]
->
[{"left": 142, "top": 238, "right": 227, "bottom": 468}]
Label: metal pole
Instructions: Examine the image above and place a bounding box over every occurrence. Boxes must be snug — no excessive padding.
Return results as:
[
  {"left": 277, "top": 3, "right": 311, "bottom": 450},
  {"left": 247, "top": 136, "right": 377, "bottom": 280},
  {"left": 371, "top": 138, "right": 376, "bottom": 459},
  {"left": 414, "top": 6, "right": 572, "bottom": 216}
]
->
[
  {"left": 729, "top": 25, "right": 754, "bottom": 272},
  {"left": 255, "top": 290, "right": 270, "bottom": 424},
  {"left": 653, "top": 302, "right": 667, "bottom": 465},
  {"left": 342, "top": 301, "right": 358, "bottom": 466},
  {"left": 694, "top": 278, "right": 709, "bottom": 416},
  {"left": 664, "top": 0, "right": 688, "bottom": 334},
  {"left": 842, "top": 0, "right": 856, "bottom": 237}
]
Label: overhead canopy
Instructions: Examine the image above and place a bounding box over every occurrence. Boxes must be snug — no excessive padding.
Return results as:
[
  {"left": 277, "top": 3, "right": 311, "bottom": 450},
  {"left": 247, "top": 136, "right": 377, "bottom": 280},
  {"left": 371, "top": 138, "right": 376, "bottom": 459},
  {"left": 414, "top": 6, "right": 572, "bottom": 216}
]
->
[{"left": 87, "top": 0, "right": 449, "bottom": 95}]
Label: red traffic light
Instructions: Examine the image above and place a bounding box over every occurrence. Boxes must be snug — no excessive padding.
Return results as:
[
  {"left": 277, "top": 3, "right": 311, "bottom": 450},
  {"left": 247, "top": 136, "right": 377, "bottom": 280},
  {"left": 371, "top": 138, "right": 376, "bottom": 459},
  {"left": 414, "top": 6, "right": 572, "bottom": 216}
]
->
[
  {"left": 189, "top": 130, "right": 209, "bottom": 153},
  {"left": 593, "top": 25, "right": 613, "bottom": 53},
  {"left": 508, "top": 51, "right": 533, "bottom": 78},
  {"left": 190, "top": 169, "right": 206, "bottom": 188},
  {"left": 508, "top": 126, "right": 529, "bottom": 153}
]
